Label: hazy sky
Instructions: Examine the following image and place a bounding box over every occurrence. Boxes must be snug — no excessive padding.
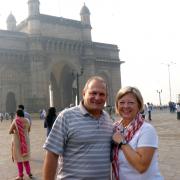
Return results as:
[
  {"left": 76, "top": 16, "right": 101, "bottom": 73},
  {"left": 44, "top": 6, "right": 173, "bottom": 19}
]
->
[{"left": 0, "top": 0, "right": 180, "bottom": 105}]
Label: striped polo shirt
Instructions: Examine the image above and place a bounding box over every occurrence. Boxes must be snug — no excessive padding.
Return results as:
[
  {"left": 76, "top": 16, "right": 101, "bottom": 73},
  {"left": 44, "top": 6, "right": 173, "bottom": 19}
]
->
[{"left": 43, "top": 103, "right": 113, "bottom": 180}]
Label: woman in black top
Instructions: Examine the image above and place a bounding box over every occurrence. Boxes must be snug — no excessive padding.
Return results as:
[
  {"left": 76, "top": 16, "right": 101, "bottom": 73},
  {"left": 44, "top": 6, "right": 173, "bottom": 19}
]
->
[{"left": 44, "top": 107, "right": 57, "bottom": 136}]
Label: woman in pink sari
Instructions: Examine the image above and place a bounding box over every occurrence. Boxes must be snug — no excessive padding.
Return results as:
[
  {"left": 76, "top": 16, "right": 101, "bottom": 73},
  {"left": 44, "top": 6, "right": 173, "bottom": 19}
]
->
[{"left": 9, "top": 109, "right": 33, "bottom": 180}]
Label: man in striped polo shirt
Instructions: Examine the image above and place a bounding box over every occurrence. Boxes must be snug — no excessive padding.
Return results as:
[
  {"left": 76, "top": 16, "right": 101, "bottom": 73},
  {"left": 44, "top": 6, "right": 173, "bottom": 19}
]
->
[{"left": 43, "top": 76, "right": 113, "bottom": 180}]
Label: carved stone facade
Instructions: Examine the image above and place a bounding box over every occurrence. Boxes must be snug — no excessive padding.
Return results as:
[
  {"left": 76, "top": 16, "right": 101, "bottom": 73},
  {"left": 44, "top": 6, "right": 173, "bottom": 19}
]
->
[{"left": 0, "top": 0, "right": 123, "bottom": 112}]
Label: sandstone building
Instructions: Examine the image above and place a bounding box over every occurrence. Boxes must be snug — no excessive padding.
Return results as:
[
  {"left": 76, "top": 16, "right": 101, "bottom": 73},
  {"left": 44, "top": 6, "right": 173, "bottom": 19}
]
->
[{"left": 0, "top": 0, "right": 123, "bottom": 112}]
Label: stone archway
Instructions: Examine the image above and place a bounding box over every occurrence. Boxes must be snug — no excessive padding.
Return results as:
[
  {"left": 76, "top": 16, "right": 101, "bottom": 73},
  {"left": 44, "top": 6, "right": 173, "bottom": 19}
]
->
[
  {"left": 97, "top": 73, "right": 112, "bottom": 105},
  {"left": 6, "top": 92, "right": 16, "bottom": 113},
  {"left": 50, "top": 63, "right": 75, "bottom": 111},
  {"left": 59, "top": 65, "right": 75, "bottom": 109},
  {"left": 97, "top": 73, "right": 114, "bottom": 116}
]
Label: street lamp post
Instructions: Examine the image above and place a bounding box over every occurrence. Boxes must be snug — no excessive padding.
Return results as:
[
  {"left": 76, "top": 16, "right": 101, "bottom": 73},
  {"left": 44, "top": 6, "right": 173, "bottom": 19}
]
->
[
  {"left": 157, "top": 90, "right": 162, "bottom": 108},
  {"left": 167, "top": 64, "right": 172, "bottom": 102},
  {"left": 162, "top": 62, "right": 175, "bottom": 102}
]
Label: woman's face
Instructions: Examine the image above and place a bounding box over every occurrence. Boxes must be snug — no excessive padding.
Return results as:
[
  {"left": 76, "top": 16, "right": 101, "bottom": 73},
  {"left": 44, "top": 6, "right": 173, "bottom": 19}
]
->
[{"left": 117, "top": 93, "right": 140, "bottom": 121}]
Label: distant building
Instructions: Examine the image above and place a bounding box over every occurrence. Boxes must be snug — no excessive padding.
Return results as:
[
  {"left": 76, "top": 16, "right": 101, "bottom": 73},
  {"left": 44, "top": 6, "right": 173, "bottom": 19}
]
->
[{"left": 0, "top": 0, "right": 123, "bottom": 112}]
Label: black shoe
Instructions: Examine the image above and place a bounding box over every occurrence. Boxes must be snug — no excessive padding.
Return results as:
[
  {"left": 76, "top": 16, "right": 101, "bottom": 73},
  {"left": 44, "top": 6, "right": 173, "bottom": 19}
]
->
[{"left": 28, "top": 174, "right": 33, "bottom": 179}]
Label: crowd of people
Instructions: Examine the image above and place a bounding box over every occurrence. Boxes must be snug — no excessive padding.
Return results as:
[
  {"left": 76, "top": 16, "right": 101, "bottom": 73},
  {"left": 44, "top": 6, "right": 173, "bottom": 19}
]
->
[
  {"left": 0, "top": 112, "right": 15, "bottom": 122},
  {"left": 7, "top": 76, "right": 164, "bottom": 180}
]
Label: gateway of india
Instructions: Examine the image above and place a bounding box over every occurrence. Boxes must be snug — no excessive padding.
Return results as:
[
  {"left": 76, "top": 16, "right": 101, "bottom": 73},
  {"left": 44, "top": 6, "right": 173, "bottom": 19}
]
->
[{"left": 0, "top": 0, "right": 124, "bottom": 112}]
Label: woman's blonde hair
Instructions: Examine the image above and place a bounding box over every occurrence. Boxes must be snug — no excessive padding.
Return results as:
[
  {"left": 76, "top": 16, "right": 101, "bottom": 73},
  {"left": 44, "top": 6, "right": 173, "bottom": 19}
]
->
[{"left": 115, "top": 86, "right": 144, "bottom": 114}]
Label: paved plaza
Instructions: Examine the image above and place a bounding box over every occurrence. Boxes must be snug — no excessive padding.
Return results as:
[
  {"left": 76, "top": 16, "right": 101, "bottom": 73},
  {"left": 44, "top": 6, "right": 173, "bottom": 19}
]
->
[{"left": 0, "top": 110, "right": 180, "bottom": 180}]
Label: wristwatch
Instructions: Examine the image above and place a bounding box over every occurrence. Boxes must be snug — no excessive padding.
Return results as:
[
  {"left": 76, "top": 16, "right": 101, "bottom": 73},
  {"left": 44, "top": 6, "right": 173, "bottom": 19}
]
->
[{"left": 118, "top": 139, "right": 127, "bottom": 149}]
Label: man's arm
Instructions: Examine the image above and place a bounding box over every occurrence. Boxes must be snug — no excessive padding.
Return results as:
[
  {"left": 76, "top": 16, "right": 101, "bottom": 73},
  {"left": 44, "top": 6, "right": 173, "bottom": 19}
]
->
[{"left": 43, "top": 150, "right": 59, "bottom": 180}]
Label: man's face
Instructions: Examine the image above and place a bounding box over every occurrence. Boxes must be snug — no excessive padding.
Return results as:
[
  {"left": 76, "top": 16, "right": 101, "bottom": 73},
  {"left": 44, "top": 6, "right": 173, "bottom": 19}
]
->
[{"left": 83, "top": 79, "right": 107, "bottom": 117}]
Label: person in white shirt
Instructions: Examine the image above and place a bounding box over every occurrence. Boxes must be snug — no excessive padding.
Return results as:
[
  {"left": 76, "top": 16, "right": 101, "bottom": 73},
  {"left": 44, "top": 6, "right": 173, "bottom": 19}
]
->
[{"left": 111, "top": 86, "right": 163, "bottom": 180}]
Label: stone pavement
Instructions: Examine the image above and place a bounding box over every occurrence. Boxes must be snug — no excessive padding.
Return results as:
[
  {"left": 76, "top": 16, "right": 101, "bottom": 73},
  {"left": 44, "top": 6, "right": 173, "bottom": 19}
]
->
[
  {"left": 0, "top": 110, "right": 180, "bottom": 180},
  {"left": 151, "top": 111, "right": 180, "bottom": 180}
]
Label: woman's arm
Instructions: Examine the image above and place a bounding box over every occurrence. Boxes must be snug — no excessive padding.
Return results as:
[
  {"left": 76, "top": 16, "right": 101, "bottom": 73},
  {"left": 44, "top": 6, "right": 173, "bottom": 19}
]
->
[
  {"left": 9, "top": 121, "right": 16, "bottom": 134},
  {"left": 26, "top": 118, "right": 31, "bottom": 132},
  {"left": 121, "top": 144, "right": 155, "bottom": 173},
  {"left": 113, "top": 132, "right": 155, "bottom": 173}
]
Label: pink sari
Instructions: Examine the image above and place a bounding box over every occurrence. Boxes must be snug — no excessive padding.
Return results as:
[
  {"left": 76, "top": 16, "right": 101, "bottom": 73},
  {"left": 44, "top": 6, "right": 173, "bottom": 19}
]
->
[{"left": 15, "top": 117, "right": 28, "bottom": 156}]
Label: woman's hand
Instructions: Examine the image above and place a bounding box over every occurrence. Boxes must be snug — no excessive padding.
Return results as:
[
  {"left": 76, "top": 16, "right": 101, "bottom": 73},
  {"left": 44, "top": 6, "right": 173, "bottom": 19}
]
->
[{"left": 112, "top": 132, "right": 123, "bottom": 144}]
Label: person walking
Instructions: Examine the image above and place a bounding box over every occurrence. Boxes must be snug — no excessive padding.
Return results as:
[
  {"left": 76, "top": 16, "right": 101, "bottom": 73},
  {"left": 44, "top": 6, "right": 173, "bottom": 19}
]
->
[
  {"left": 111, "top": 86, "right": 163, "bottom": 180},
  {"left": 40, "top": 109, "right": 46, "bottom": 120},
  {"left": 147, "top": 102, "right": 153, "bottom": 121},
  {"left": 43, "top": 76, "right": 113, "bottom": 180},
  {"left": 44, "top": 107, "right": 57, "bottom": 136},
  {"left": 0, "top": 112, "right": 3, "bottom": 122},
  {"left": 9, "top": 109, "right": 33, "bottom": 180}
]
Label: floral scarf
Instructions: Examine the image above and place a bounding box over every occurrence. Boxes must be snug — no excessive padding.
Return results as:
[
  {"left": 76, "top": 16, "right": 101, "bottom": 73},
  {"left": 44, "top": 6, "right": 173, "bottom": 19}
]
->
[{"left": 111, "top": 113, "right": 144, "bottom": 180}]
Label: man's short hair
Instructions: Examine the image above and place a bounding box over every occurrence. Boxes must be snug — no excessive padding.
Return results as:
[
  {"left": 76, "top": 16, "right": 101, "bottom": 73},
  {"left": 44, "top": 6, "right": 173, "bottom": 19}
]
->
[
  {"left": 18, "top": 104, "right": 24, "bottom": 110},
  {"left": 83, "top": 76, "right": 108, "bottom": 93}
]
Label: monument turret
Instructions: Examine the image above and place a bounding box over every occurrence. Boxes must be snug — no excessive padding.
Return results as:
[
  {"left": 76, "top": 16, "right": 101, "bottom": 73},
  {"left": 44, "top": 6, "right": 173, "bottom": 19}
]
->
[
  {"left": 80, "top": 3, "right": 91, "bottom": 41},
  {"left": 28, "top": 0, "right": 40, "bottom": 34},
  {"left": 28, "top": 0, "right": 40, "bottom": 17},
  {"left": 6, "top": 12, "right": 16, "bottom": 31}
]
